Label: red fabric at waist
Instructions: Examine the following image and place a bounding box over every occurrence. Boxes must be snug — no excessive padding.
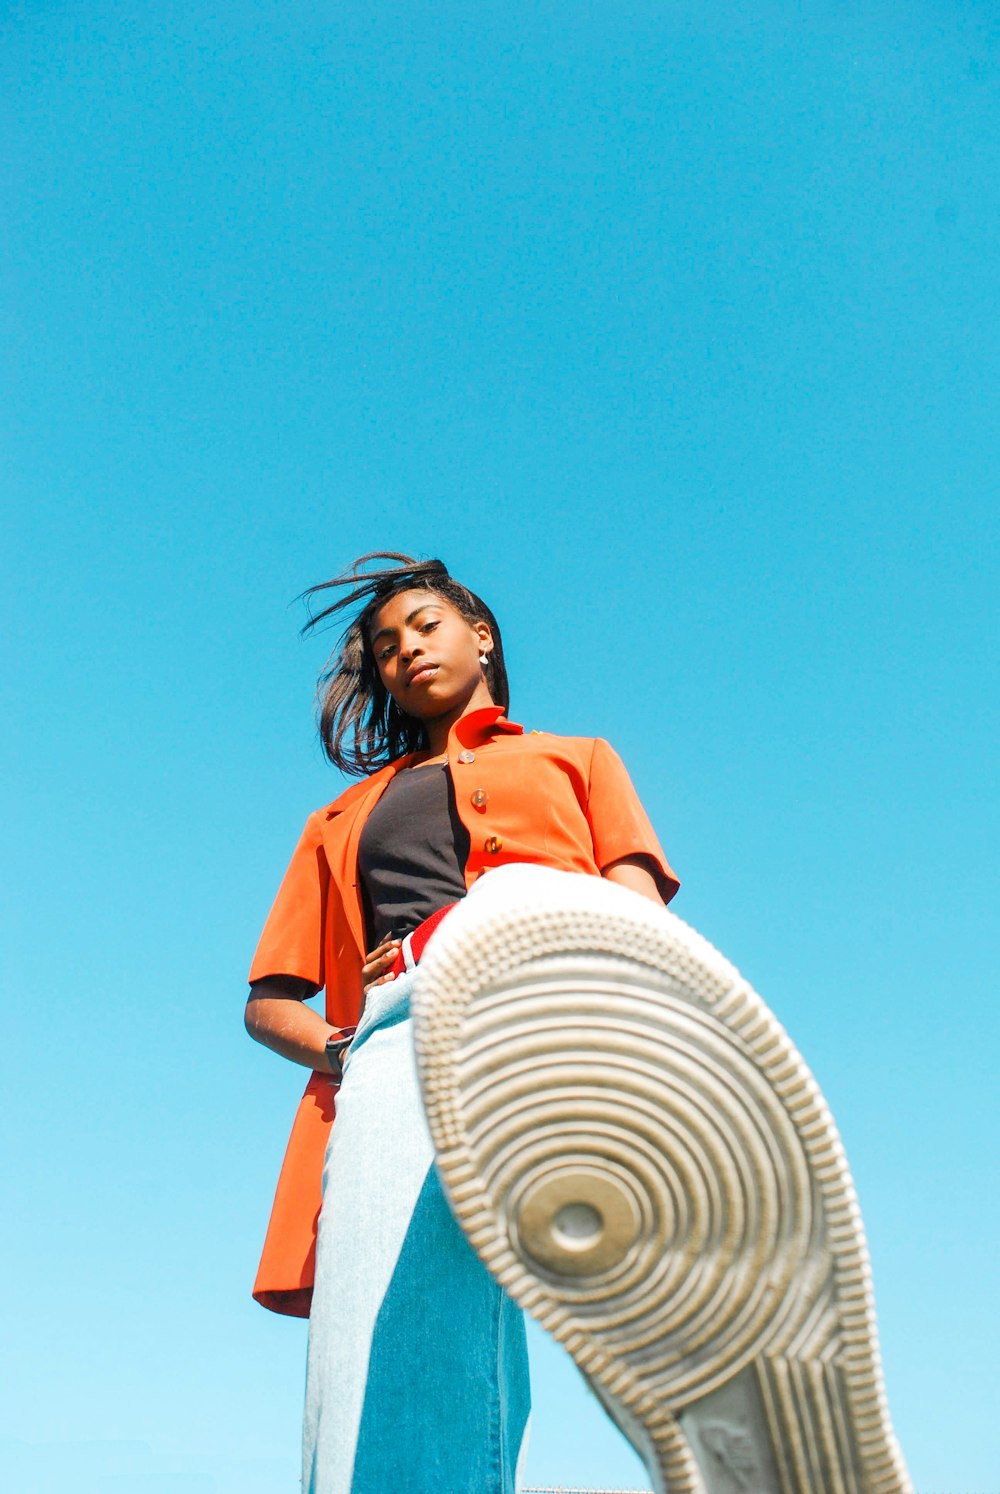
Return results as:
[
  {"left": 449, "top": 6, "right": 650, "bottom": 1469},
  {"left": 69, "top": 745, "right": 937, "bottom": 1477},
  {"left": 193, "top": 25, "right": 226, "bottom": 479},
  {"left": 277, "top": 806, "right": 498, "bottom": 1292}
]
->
[{"left": 388, "top": 902, "right": 458, "bottom": 977}]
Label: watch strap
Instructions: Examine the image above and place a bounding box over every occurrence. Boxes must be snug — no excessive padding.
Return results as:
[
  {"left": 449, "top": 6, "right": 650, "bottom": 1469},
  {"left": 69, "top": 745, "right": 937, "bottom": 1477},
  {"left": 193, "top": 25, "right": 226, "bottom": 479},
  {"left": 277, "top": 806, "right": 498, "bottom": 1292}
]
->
[{"left": 324, "top": 1031, "right": 353, "bottom": 1078}]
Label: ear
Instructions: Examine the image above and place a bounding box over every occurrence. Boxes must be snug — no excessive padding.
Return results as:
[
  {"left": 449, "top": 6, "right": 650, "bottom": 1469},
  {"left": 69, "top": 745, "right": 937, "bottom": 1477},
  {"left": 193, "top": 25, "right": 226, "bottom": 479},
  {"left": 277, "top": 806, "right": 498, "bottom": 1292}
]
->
[{"left": 474, "top": 620, "right": 494, "bottom": 655}]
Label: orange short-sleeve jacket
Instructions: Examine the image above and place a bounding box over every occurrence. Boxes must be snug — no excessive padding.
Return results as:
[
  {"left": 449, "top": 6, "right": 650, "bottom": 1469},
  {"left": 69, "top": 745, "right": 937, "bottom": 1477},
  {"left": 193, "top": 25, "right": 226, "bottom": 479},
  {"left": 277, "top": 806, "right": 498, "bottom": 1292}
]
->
[{"left": 249, "top": 706, "right": 679, "bottom": 1316}]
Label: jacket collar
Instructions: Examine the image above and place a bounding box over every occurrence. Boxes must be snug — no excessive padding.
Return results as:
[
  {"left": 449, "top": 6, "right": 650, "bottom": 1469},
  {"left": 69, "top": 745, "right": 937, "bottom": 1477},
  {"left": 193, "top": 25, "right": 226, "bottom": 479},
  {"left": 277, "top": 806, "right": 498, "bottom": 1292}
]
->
[
  {"left": 323, "top": 707, "right": 523, "bottom": 817},
  {"left": 450, "top": 705, "right": 524, "bottom": 747}
]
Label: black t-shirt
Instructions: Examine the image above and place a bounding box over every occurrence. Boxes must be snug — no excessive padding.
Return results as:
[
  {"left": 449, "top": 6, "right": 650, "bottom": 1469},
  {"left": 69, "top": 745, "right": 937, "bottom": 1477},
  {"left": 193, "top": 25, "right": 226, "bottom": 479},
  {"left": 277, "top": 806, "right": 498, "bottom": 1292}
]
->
[{"left": 358, "top": 762, "right": 470, "bottom": 947}]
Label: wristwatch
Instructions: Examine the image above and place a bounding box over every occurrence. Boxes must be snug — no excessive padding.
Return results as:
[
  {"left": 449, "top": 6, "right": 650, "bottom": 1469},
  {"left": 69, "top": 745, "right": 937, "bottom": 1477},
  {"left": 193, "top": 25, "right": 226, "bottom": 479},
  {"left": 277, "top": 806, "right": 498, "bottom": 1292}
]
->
[{"left": 324, "top": 1033, "right": 353, "bottom": 1080}]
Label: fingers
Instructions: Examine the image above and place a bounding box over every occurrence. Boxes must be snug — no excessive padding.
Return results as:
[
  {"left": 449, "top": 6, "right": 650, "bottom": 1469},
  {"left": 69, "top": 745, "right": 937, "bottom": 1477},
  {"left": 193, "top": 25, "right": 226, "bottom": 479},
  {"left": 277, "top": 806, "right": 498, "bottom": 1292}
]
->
[
  {"left": 366, "top": 934, "right": 402, "bottom": 961},
  {"left": 363, "top": 937, "right": 401, "bottom": 974},
  {"left": 361, "top": 936, "right": 402, "bottom": 996},
  {"left": 371, "top": 934, "right": 400, "bottom": 954}
]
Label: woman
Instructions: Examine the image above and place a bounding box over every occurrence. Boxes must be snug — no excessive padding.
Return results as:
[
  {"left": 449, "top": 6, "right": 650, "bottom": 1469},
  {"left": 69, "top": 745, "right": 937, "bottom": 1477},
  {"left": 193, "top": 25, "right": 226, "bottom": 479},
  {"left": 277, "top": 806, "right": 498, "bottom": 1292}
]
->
[{"left": 245, "top": 552, "right": 679, "bottom": 1493}]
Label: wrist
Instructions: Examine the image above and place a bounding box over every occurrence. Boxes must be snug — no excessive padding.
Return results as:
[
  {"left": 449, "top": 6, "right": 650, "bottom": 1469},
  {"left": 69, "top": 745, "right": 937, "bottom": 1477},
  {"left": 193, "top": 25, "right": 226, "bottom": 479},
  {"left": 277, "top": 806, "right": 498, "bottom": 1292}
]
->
[{"left": 324, "top": 1031, "right": 354, "bottom": 1079}]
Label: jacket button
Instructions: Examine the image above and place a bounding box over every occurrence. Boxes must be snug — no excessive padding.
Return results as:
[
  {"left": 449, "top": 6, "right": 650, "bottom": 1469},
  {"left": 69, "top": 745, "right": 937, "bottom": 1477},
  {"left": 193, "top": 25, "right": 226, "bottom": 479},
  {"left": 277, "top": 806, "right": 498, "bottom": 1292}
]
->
[
  {"left": 471, "top": 789, "right": 488, "bottom": 810},
  {"left": 457, "top": 749, "right": 475, "bottom": 764},
  {"left": 484, "top": 835, "right": 502, "bottom": 854}
]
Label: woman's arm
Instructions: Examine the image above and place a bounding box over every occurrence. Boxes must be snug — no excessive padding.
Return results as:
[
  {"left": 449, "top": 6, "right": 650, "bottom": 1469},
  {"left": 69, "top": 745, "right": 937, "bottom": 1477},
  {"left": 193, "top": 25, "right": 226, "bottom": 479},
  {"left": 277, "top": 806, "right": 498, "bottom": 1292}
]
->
[
  {"left": 585, "top": 740, "right": 680, "bottom": 906},
  {"left": 602, "top": 853, "right": 666, "bottom": 905},
  {"left": 244, "top": 975, "right": 339, "bottom": 1071},
  {"left": 245, "top": 937, "right": 404, "bottom": 1071}
]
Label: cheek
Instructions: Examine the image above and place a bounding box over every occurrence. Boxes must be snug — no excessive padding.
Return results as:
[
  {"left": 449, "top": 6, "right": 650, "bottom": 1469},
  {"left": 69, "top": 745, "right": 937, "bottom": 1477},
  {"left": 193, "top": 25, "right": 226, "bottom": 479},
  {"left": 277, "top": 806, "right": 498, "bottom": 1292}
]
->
[{"left": 372, "top": 657, "right": 396, "bottom": 695}]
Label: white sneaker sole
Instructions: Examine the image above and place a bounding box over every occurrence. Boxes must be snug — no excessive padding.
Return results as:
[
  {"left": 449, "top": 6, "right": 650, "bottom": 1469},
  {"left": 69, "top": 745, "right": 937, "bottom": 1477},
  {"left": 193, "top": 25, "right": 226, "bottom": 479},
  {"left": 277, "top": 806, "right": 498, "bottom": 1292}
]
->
[{"left": 411, "top": 867, "right": 912, "bottom": 1494}]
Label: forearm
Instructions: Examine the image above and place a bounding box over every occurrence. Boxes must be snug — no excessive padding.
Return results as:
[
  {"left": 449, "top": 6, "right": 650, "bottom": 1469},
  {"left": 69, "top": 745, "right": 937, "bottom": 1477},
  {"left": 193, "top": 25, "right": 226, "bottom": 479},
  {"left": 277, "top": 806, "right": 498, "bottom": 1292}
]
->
[
  {"left": 603, "top": 854, "right": 666, "bottom": 905},
  {"left": 244, "top": 984, "right": 344, "bottom": 1072}
]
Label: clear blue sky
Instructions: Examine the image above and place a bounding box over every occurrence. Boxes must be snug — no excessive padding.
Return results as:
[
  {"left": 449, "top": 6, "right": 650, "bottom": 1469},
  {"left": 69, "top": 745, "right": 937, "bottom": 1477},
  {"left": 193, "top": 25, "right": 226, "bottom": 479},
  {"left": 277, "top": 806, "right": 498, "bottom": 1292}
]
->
[{"left": 2, "top": 3, "right": 997, "bottom": 1491}]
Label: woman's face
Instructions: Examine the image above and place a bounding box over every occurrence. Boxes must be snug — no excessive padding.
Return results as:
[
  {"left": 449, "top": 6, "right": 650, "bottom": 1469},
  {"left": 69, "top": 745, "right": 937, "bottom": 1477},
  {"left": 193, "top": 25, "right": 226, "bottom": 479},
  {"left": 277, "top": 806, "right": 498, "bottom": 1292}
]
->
[{"left": 369, "top": 588, "right": 494, "bottom": 722}]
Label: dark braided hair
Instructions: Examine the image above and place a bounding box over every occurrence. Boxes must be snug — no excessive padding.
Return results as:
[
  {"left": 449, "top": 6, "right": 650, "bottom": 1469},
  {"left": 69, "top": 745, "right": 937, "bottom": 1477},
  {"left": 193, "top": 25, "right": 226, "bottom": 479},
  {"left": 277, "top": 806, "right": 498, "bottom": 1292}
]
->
[{"left": 302, "top": 552, "right": 510, "bottom": 777}]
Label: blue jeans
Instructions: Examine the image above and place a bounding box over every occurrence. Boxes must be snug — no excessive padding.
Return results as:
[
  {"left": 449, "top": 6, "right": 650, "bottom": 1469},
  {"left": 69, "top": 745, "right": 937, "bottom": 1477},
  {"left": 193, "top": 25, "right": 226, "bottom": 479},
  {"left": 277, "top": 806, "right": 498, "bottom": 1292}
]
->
[{"left": 303, "top": 969, "right": 531, "bottom": 1493}]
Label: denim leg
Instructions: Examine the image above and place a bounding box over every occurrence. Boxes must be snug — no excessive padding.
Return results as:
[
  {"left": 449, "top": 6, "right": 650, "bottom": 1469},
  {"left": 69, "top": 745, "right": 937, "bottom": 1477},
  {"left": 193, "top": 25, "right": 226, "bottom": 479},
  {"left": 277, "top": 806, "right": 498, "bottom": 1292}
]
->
[{"left": 303, "top": 973, "right": 530, "bottom": 1494}]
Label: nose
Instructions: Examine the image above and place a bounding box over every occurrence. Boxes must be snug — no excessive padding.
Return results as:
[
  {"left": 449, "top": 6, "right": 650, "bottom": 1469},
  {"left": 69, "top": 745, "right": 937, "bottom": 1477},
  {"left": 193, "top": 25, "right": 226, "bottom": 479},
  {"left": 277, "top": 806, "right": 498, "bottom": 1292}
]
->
[{"left": 399, "top": 633, "right": 423, "bottom": 664}]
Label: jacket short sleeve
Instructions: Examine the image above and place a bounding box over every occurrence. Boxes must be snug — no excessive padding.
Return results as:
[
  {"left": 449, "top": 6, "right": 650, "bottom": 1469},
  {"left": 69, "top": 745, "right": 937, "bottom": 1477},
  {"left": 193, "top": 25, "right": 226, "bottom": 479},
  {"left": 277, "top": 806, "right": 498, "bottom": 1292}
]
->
[
  {"left": 249, "top": 813, "right": 328, "bottom": 988},
  {"left": 586, "top": 739, "right": 680, "bottom": 905}
]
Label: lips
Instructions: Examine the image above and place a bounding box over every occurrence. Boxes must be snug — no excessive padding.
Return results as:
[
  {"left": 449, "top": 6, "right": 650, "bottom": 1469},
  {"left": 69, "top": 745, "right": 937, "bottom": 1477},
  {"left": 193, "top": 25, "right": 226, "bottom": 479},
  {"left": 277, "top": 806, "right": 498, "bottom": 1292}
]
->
[{"left": 405, "top": 664, "right": 439, "bottom": 688}]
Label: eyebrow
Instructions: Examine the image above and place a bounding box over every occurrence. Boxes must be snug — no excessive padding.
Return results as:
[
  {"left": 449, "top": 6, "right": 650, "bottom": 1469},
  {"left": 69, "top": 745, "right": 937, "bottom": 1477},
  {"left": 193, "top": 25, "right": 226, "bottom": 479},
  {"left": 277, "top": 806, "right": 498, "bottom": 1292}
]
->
[{"left": 370, "top": 603, "right": 441, "bottom": 646}]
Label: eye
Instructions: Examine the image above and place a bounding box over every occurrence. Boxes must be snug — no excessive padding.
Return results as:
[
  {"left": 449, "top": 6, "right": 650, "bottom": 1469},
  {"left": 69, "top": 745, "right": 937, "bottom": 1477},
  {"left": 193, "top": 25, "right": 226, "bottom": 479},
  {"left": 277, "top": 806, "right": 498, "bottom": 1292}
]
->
[
  {"left": 377, "top": 643, "right": 397, "bottom": 662},
  {"left": 420, "top": 620, "right": 440, "bottom": 635}
]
